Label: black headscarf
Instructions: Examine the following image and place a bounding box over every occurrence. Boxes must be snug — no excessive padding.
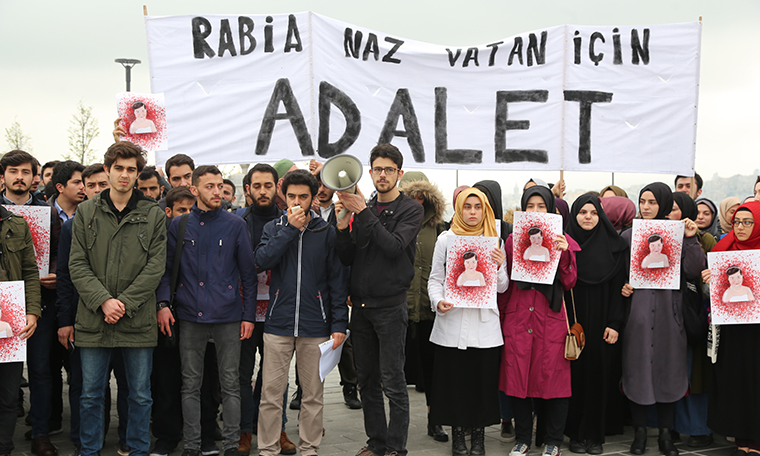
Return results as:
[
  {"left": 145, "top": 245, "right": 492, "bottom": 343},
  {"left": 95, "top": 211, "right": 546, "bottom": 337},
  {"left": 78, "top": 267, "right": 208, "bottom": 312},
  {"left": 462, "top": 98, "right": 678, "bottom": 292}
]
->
[
  {"left": 695, "top": 197, "right": 720, "bottom": 237},
  {"left": 474, "top": 179, "right": 513, "bottom": 239},
  {"left": 516, "top": 185, "right": 563, "bottom": 312},
  {"left": 638, "top": 182, "right": 673, "bottom": 220},
  {"left": 566, "top": 195, "right": 628, "bottom": 285},
  {"left": 672, "top": 192, "right": 697, "bottom": 221}
]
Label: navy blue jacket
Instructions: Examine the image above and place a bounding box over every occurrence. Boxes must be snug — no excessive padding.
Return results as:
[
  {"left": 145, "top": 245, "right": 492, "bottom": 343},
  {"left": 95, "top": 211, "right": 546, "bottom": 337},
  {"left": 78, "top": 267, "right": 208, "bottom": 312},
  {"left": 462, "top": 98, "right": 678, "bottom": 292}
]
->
[
  {"left": 55, "top": 218, "right": 77, "bottom": 328},
  {"left": 157, "top": 205, "right": 256, "bottom": 323},
  {"left": 255, "top": 211, "right": 348, "bottom": 337}
]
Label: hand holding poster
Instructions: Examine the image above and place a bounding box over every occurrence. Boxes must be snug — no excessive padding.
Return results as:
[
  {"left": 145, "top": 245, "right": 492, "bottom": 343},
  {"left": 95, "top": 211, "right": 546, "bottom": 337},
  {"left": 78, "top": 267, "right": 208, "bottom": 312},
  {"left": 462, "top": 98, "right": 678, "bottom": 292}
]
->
[
  {"left": 2, "top": 205, "right": 50, "bottom": 278},
  {"left": 708, "top": 250, "right": 760, "bottom": 324},
  {"left": 444, "top": 235, "right": 499, "bottom": 309},
  {"left": 629, "top": 219, "right": 684, "bottom": 290},
  {"left": 511, "top": 211, "right": 563, "bottom": 285},
  {"left": 117, "top": 92, "right": 168, "bottom": 153},
  {"left": 0, "top": 281, "right": 27, "bottom": 363}
]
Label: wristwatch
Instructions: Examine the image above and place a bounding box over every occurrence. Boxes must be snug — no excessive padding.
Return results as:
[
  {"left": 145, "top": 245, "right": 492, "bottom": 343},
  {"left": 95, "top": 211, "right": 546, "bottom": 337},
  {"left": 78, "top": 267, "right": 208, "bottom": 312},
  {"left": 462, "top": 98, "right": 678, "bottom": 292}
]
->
[{"left": 156, "top": 301, "right": 170, "bottom": 312}]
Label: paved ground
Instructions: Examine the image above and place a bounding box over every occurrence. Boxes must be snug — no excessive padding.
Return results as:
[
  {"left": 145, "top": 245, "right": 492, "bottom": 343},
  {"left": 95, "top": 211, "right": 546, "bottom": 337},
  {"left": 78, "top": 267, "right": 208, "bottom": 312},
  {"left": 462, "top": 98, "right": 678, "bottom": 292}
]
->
[{"left": 12, "top": 362, "right": 737, "bottom": 456}]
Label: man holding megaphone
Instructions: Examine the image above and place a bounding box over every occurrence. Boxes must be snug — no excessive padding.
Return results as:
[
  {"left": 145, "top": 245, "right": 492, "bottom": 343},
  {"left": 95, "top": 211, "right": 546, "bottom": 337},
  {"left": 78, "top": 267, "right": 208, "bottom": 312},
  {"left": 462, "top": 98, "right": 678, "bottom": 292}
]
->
[{"left": 334, "top": 144, "right": 424, "bottom": 456}]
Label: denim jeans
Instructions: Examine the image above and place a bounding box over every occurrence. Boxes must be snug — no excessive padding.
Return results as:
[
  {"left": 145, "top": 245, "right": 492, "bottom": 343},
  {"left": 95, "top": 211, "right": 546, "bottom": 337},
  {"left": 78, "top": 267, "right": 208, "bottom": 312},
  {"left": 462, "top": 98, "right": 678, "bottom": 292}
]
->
[
  {"left": 28, "top": 303, "right": 56, "bottom": 438},
  {"left": 180, "top": 321, "right": 241, "bottom": 451},
  {"left": 0, "top": 362, "right": 23, "bottom": 454},
  {"left": 351, "top": 303, "right": 409, "bottom": 456},
  {"left": 80, "top": 347, "right": 153, "bottom": 456},
  {"left": 240, "top": 323, "right": 288, "bottom": 433}
]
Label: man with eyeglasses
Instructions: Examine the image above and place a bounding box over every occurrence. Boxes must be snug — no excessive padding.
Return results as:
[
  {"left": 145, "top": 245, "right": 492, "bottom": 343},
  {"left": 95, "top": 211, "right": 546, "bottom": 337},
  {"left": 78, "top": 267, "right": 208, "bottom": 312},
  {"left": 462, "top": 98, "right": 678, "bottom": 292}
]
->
[{"left": 335, "top": 144, "right": 424, "bottom": 456}]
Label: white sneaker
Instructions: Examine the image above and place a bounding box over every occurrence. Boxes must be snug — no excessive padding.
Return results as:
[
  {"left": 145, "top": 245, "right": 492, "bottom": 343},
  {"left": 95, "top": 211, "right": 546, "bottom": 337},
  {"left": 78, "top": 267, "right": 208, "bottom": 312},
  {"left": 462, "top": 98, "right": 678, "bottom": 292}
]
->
[
  {"left": 510, "top": 442, "right": 531, "bottom": 456},
  {"left": 543, "top": 445, "right": 561, "bottom": 456}
]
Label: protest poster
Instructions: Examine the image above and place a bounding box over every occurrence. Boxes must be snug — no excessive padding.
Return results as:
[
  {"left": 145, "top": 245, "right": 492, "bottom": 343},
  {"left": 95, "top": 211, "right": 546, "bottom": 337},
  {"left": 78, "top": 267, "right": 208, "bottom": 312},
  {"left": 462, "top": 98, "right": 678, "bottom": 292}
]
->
[
  {"left": 0, "top": 281, "right": 27, "bottom": 363},
  {"left": 145, "top": 14, "right": 700, "bottom": 175},
  {"left": 708, "top": 250, "right": 760, "bottom": 325},
  {"left": 629, "top": 219, "right": 684, "bottom": 290},
  {"left": 117, "top": 92, "right": 168, "bottom": 153},
  {"left": 3, "top": 205, "right": 50, "bottom": 278},
  {"left": 444, "top": 235, "right": 499, "bottom": 309},
  {"left": 511, "top": 211, "right": 563, "bottom": 285}
]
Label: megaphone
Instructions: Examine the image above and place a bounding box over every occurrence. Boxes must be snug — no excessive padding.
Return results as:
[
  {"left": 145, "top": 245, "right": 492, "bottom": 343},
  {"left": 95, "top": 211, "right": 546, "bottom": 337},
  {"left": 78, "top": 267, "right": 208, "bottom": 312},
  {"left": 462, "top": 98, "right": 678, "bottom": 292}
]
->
[{"left": 320, "top": 154, "right": 363, "bottom": 220}]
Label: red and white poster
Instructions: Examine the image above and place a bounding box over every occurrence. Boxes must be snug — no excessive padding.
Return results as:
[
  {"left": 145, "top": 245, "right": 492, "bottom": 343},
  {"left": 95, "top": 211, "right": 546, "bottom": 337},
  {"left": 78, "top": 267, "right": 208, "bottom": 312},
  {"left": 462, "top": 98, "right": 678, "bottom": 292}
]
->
[
  {"left": 444, "top": 235, "right": 499, "bottom": 309},
  {"left": 117, "top": 92, "right": 168, "bottom": 153},
  {"left": 629, "top": 219, "right": 684, "bottom": 290},
  {"left": 511, "top": 211, "right": 563, "bottom": 285},
  {"left": 3, "top": 205, "right": 50, "bottom": 278},
  {"left": 0, "top": 281, "right": 27, "bottom": 363},
  {"left": 708, "top": 250, "right": 760, "bottom": 325}
]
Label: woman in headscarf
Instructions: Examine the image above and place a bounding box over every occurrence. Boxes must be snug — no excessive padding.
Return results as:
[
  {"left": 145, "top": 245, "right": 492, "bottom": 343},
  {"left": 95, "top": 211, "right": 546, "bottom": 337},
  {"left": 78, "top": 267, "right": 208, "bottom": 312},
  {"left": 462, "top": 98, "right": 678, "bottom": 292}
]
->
[
  {"left": 600, "top": 185, "right": 629, "bottom": 198},
  {"left": 428, "top": 188, "right": 508, "bottom": 456},
  {"left": 669, "top": 192, "right": 714, "bottom": 447},
  {"left": 499, "top": 186, "right": 579, "bottom": 456},
  {"left": 621, "top": 183, "right": 706, "bottom": 456},
  {"left": 718, "top": 197, "right": 741, "bottom": 238},
  {"left": 695, "top": 198, "right": 720, "bottom": 239},
  {"left": 524, "top": 178, "right": 570, "bottom": 227},
  {"left": 398, "top": 171, "right": 449, "bottom": 443},
  {"left": 564, "top": 195, "right": 628, "bottom": 455},
  {"left": 600, "top": 196, "right": 636, "bottom": 234},
  {"left": 704, "top": 201, "right": 760, "bottom": 456}
]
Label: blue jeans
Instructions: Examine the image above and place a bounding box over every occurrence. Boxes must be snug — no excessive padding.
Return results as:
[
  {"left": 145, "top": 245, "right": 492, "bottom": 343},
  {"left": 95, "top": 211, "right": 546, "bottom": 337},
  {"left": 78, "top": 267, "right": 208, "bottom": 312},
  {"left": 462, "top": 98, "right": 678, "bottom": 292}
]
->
[
  {"left": 80, "top": 347, "right": 153, "bottom": 456},
  {"left": 352, "top": 303, "right": 409, "bottom": 456}
]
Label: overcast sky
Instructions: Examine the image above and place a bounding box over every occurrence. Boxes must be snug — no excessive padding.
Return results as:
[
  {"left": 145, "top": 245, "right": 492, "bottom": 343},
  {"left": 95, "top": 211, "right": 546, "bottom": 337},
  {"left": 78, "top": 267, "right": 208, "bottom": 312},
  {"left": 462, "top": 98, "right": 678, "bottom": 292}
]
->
[{"left": 1, "top": 0, "right": 758, "bottom": 201}]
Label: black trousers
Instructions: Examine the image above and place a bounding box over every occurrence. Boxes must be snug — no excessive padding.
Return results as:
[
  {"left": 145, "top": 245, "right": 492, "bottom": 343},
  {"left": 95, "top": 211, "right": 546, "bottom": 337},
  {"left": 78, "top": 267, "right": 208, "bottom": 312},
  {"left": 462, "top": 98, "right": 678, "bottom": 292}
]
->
[
  {"left": 511, "top": 396, "right": 569, "bottom": 447},
  {"left": 630, "top": 401, "right": 675, "bottom": 429}
]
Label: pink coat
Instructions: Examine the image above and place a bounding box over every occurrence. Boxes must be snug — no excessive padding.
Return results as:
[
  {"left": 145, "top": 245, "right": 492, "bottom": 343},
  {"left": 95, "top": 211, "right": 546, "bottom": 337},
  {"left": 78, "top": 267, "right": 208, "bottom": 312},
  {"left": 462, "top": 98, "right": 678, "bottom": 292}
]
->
[{"left": 499, "top": 234, "right": 578, "bottom": 399}]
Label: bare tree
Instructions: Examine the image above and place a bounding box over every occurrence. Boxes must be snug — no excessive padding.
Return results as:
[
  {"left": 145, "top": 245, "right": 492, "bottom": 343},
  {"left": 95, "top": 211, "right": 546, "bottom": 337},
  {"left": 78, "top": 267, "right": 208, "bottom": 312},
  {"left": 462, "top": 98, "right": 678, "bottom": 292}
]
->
[
  {"left": 4, "top": 118, "right": 33, "bottom": 152},
  {"left": 66, "top": 101, "right": 100, "bottom": 163}
]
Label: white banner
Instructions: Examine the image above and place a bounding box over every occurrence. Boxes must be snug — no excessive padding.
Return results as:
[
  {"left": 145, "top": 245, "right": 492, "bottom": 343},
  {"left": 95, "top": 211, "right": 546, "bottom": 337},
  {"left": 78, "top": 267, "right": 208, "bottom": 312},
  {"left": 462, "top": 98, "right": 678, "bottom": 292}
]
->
[{"left": 146, "top": 13, "right": 700, "bottom": 174}]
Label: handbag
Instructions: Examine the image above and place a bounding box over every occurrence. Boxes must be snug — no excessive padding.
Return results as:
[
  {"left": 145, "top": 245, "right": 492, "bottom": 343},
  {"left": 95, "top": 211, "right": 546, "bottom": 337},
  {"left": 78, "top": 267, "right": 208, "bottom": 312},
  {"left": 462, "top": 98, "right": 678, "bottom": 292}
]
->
[
  {"left": 159, "top": 214, "right": 189, "bottom": 349},
  {"left": 564, "top": 290, "right": 585, "bottom": 360}
]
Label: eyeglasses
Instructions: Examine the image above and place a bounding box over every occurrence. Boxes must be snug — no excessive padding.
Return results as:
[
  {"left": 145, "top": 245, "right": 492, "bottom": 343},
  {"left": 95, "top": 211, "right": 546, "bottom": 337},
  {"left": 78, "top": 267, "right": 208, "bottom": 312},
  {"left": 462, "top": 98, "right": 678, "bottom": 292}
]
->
[
  {"left": 732, "top": 220, "right": 755, "bottom": 227},
  {"left": 371, "top": 167, "right": 398, "bottom": 175}
]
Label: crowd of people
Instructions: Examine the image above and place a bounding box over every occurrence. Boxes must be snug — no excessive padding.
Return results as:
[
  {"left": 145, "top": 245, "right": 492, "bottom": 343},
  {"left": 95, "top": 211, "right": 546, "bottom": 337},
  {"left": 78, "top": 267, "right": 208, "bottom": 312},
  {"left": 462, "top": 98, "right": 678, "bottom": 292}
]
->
[{"left": 0, "top": 137, "right": 759, "bottom": 456}]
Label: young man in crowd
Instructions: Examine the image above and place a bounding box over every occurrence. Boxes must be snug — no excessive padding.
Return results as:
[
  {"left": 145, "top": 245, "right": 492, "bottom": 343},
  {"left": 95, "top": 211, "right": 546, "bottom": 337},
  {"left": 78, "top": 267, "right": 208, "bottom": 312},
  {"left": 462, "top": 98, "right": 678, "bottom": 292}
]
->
[
  {"left": 137, "top": 166, "right": 166, "bottom": 201},
  {"left": 69, "top": 141, "right": 166, "bottom": 456},
  {"left": 82, "top": 164, "right": 110, "bottom": 198},
  {"left": 40, "top": 161, "right": 59, "bottom": 187},
  {"left": 164, "top": 186, "right": 195, "bottom": 219},
  {"left": 335, "top": 144, "right": 424, "bottom": 456},
  {"left": 165, "top": 154, "right": 194, "bottom": 190},
  {"left": 50, "top": 160, "right": 86, "bottom": 222},
  {"left": 156, "top": 166, "right": 256, "bottom": 456},
  {"left": 675, "top": 172, "right": 703, "bottom": 199},
  {"left": 1, "top": 150, "right": 62, "bottom": 456},
  {"left": 222, "top": 178, "right": 237, "bottom": 207}
]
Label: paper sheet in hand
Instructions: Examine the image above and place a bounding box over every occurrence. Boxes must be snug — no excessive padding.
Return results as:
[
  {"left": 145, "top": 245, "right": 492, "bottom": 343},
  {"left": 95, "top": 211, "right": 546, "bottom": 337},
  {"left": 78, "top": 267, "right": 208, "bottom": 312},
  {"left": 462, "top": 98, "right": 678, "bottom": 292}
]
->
[{"left": 319, "top": 330, "right": 349, "bottom": 382}]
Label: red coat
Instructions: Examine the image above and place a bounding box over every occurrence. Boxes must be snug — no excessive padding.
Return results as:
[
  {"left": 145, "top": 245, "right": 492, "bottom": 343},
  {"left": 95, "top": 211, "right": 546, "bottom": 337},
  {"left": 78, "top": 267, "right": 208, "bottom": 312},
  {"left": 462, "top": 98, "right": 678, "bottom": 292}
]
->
[{"left": 499, "top": 233, "right": 578, "bottom": 399}]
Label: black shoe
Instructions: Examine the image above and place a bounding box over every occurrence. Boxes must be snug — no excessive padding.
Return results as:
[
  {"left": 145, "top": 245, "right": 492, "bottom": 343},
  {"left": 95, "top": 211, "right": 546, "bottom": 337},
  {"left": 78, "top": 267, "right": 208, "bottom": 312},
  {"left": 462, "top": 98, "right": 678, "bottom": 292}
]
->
[
  {"left": 427, "top": 415, "right": 448, "bottom": 442},
  {"left": 670, "top": 430, "right": 680, "bottom": 442},
  {"left": 289, "top": 387, "right": 302, "bottom": 410},
  {"left": 630, "top": 427, "right": 647, "bottom": 455},
  {"left": 658, "top": 428, "right": 679, "bottom": 456},
  {"left": 569, "top": 440, "right": 586, "bottom": 454},
  {"left": 452, "top": 427, "right": 468, "bottom": 456},
  {"left": 181, "top": 451, "right": 201, "bottom": 456},
  {"left": 48, "top": 421, "right": 63, "bottom": 436},
  {"left": 470, "top": 427, "right": 485, "bottom": 456},
  {"left": 343, "top": 385, "right": 362, "bottom": 410},
  {"left": 687, "top": 434, "right": 713, "bottom": 448},
  {"left": 222, "top": 448, "right": 238, "bottom": 456},
  {"left": 586, "top": 442, "right": 603, "bottom": 455}
]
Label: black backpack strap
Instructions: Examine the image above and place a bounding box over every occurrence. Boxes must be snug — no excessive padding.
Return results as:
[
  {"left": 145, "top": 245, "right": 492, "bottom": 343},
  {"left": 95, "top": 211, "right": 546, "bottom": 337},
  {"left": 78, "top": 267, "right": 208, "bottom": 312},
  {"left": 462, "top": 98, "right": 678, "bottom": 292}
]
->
[{"left": 169, "top": 214, "right": 190, "bottom": 309}]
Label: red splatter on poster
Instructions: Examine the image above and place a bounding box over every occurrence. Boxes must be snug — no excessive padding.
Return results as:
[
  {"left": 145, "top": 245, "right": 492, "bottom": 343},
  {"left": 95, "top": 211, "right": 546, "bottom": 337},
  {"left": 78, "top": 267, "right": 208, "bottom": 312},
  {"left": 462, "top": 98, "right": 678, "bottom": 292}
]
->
[
  {"left": 0, "top": 281, "right": 27, "bottom": 363},
  {"left": 2, "top": 205, "right": 50, "bottom": 278},
  {"left": 511, "top": 211, "right": 563, "bottom": 285},
  {"left": 117, "top": 92, "right": 168, "bottom": 153},
  {"left": 629, "top": 219, "right": 684, "bottom": 290},
  {"left": 708, "top": 250, "right": 760, "bottom": 325},
  {"left": 444, "top": 236, "right": 499, "bottom": 309}
]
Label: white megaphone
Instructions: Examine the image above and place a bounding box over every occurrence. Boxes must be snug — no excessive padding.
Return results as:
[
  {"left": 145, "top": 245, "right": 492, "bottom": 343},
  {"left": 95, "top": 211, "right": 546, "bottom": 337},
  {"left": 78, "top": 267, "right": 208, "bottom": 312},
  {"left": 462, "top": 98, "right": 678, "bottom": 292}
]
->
[{"left": 320, "top": 154, "right": 363, "bottom": 220}]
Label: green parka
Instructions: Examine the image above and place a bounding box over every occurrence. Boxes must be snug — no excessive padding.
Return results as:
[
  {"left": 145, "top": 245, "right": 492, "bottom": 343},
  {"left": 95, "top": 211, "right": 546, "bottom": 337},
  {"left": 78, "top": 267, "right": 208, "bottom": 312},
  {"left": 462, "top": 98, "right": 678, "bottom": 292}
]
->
[
  {"left": 0, "top": 206, "right": 41, "bottom": 317},
  {"left": 70, "top": 190, "right": 166, "bottom": 348}
]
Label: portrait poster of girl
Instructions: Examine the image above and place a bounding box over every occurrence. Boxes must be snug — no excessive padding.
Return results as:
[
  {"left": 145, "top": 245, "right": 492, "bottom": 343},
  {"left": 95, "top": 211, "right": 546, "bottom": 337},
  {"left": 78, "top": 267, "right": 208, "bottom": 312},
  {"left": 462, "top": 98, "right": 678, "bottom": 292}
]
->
[
  {"left": 708, "top": 250, "right": 760, "bottom": 324},
  {"left": 0, "top": 281, "right": 27, "bottom": 363},
  {"left": 629, "top": 219, "right": 684, "bottom": 290},
  {"left": 444, "top": 235, "right": 499, "bottom": 309},
  {"left": 2, "top": 205, "right": 50, "bottom": 278},
  {"left": 116, "top": 91, "right": 169, "bottom": 153},
  {"left": 511, "top": 210, "right": 563, "bottom": 285}
]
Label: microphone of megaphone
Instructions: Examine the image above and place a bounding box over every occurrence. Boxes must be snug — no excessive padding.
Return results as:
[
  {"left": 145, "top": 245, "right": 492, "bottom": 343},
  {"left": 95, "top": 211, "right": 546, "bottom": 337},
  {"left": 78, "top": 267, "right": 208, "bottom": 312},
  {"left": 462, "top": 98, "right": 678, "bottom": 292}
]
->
[{"left": 320, "top": 154, "right": 363, "bottom": 220}]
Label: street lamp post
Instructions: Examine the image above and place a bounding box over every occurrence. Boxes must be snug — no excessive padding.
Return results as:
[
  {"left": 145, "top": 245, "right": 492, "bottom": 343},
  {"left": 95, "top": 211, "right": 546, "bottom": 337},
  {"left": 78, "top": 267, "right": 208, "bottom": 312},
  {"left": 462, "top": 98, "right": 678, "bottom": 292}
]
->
[{"left": 115, "top": 58, "right": 141, "bottom": 92}]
